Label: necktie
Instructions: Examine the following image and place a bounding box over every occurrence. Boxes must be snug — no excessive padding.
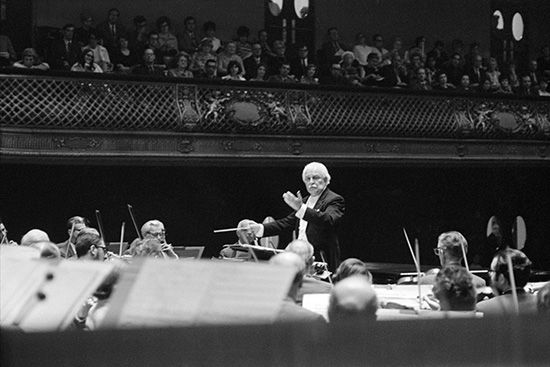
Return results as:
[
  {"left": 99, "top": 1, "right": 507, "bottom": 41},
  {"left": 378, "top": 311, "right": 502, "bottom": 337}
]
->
[
  {"left": 66, "top": 41, "right": 71, "bottom": 55},
  {"left": 111, "top": 24, "right": 116, "bottom": 35}
]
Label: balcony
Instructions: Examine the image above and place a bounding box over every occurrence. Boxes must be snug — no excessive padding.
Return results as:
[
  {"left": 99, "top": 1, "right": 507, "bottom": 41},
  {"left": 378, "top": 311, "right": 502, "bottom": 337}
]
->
[{"left": 1, "top": 69, "right": 549, "bottom": 166}]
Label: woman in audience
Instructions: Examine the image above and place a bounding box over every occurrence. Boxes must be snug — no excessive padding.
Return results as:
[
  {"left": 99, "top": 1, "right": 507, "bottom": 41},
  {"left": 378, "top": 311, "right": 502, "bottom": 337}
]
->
[
  {"left": 111, "top": 36, "right": 139, "bottom": 73},
  {"left": 221, "top": 60, "right": 245, "bottom": 81},
  {"left": 340, "top": 51, "right": 363, "bottom": 86},
  {"left": 157, "top": 16, "right": 178, "bottom": 54},
  {"left": 300, "top": 63, "right": 319, "bottom": 84},
  {"left": 202, "top": 21, "right": 221, "bottom": 53},
  {"left": 71, "top": 48, "right": 103, "bottom": 73},
  {"left": 217, "top": 42, "right": 244, "bottom": 77},
  {"left": 250, "top": 63, "right": 268, "bottom": 81},
  {"left": 83, "top": 32, "right": 112, "bottom": 72},
  {"left": 167, "top": 52, "right": 193, "bottom": 78},
  {"left": 432, "top": 72, "right": 455, "bottom": 91},
  {"left": 13, "top": 48, "right": 50, "bottom": 70},
  {"left": 505, "top": 61, "right": 520, "bottom": 88},
  {"left": 235, "top": 25, "right": 253, "bottom": 60},
  {"left": 485, "top": 57, "right": 501, "bottom": 91},
  {"left": 537, "top": 78, "right": 550, "bottom": 97},
  {"left": 190, "top": 39, "right": 216, "bottom": 74},
  {"left": 494, "top": 74, "right": 513, "bottom": 94},
  {"left": 456, "top": 74, "right": 474, "bottom": 93}
]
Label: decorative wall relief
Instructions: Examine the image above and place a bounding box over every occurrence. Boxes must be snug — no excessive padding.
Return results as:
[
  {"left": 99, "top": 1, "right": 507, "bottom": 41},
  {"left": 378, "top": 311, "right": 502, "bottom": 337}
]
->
[
  {"left": 52, "top": 137, "right": 102, "bottom": 150},
  {"left": 177, "top": 86, "right": 200, "bottom": 129}
]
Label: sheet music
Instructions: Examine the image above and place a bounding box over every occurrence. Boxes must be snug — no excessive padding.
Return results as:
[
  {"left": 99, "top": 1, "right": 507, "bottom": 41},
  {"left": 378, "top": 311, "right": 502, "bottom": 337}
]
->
[
  {"left": 102, "top": 259, "right": 295, "bottom": 328},
  {"left": 302, "top": 293, "right": 330, "bottom": 321}
]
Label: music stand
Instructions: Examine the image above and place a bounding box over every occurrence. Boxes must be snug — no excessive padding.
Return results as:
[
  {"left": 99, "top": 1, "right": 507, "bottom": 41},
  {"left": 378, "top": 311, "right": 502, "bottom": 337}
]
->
[{"left": 172, "top": 246, "right": 204, "bottom": 260}]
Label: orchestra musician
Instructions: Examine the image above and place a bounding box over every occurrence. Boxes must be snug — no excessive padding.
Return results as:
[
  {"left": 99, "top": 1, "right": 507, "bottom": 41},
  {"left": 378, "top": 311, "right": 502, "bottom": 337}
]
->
[
  {"left": 137, "top": 220, "right": 178, "bottom": 259},
  {"left": 0, "top": 218, "right": 18, "bottom": 246},
  {"left": 245, "top": 162, "right": 345, "bottom": 271},
  {"left": 219, "top": 219, "right": 258, "bottom": 259},
  {"left": 57, "top": 216, "right": 90, "bottom": 259}
]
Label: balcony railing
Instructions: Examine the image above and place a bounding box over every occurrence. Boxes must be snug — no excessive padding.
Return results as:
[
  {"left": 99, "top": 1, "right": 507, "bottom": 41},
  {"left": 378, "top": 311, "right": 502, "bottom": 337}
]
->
[{"left": 1, "top": 70, "right": 549, "bottom": 165}]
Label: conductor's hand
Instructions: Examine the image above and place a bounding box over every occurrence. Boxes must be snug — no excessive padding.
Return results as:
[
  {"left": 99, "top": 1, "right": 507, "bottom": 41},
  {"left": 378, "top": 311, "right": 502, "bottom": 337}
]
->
[
  {"left": 283, "top": 190, "right": 303, "bottom": 211},
  {"left": 247, "top": 220, "right": 262, "bottom": 236}
]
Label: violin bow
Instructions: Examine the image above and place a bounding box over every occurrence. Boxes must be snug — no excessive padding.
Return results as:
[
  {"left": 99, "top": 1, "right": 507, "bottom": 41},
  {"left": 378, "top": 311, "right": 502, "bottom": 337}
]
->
[
  {"left": 402, "top": 228, "right": 420, "bottom": 270},
  {"left": 65, "top": 221, "right": 76, "bottom": 258},
  {"left": 414, "top": 239, "right": 422, "bottom": 310},
  {"left": 95, "top": 209, "right": 106, "bottom": 240},
  {"left": 460, "top": 241, "right": 470, "bottom": 272},
  {"left": 118, "top": 222, "right": 126, "bottom": 257},
  {"left": 127, "top": 204, "right": 142, "bottom": 240},
  {"left": 506, "top": 251, "right": 520, "bottom": 315}
]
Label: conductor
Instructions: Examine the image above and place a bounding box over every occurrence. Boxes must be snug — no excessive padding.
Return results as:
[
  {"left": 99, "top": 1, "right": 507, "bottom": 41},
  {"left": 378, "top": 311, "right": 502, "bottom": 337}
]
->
[{"left": 246, "top": 162, "right": 345, "bottom": 270}]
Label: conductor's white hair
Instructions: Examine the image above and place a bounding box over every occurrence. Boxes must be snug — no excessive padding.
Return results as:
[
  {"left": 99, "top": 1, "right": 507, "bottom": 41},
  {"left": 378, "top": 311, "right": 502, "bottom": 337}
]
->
[{"left": 302, "top": 162, "right": 331, "bottom": 184}]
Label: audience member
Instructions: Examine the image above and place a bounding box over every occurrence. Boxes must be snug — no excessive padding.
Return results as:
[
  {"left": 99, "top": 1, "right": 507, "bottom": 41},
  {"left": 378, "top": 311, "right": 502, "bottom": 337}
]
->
[
  {"left": 505, "top": 61, "right": 520, "bottom": 88},
  {"left": 57, "top": 216, "right": 90, "bottom": 258},
  {"left": 166, "top": 52, "right": 193, "bottom": 78},
  {"left": 217, "top": 41, "right": 245, "bottom": 77},
  {"left": 526, "top": 59, "right": 542, "bottom": 86},
  {"left": 256, "top": 29, "right": 275, "bottom": 58},
  {"left": 222, "top": 60, "right": 245, "bottom": 81},
  {"left": 156, "top": 16, "right": 178, "bottom": 57},
  {"left": 110, "top": 35, "right": 139, "bottom": 73},
  {"left": 83, "top": 32, "right": 112, "bottom": 72},
  {"left": 466, "top": 54, "right": 487, "bottom": 88},
  {"left": 432, "top": 265, "right": 476, "bottom": 311},
  {"left": 404, "top": 35, "right": 427, "bottom": 65},
  {"left": 328, "top": 275, "right": 378, "bottom": 323},
  {"left": 320, "top": 63, "right": 348, "bottom": 86},
  {"left": 196, "top": 58, "right": 219, "bottom": 79},
  {"left": 13, "top": 48, "right": 50, "bottom": 70},
  {"left": 267, "top": 62, "right": 297, "bottom": 83},
  {"left": 269, "top": 252, "right": 327, "bottom": 325},
  {"left": 537, "top": 45, "right": 550, "bottom": 78},
  {"left": 362, "top": 53, "right": 385, "bottom": 87},
  {"left": 49, "top": 23, "right": 80, "bottom": 70},
  {"left": 332, "top": 258, "right": 373, "bottom": 284},
  {"left": 243, "top": 43, "right": 268, "bottom": 79},
  {"left": 235, "top": 25, "right": 253, "bottom": 60},
  {"left": 538, "top": 78, "right": 550, "bottom": 97},
  {"left": 290, "top": 44, "right": 316, "bottom": 80},
  {"left": 340, "top": 51, "right": 362, "bottom": 86},
  {"left": 20, "top": 229, "right": 50, "bottom": 247},
  {"left": 432, "top": 71, "right": 455, "bottom": 91},
  {"left": 464, "top": 42, "right": 484, "bottom": 69},
  {"left": 515, "top": 75, "right": 536, "bottom": 96},
  {"left": 321, "top": 27, "right": 350, "bottom": 71},
  {"left": 127, "top": 15, "right": 148, "bottom": 52},
  {"left": 300, "top": 64, "right": 319, "bottom": 85},
  {"left": 476, "top": 248, "right": 537, "bottom": 316},
  {"left": 190, "top": 39, "right": 216, "bottom": 74},
  {"left": 178, "top": 16, "right": 200, "bottom": 55},
  {"left": 132, "top": 48, "right": 165, "bottom": 76},
  {"left": 369, "top": 34, "right": 390, "bottom": 67},
  {"left": 352, "top": 33, "right": 372, "bottom": 68},
  {"left": 71, "top": 48, "right": 103, "bottom": 73},
  {"left": 494, "top": 74, "right": 513, "bottom": 94},
  {"left": 405, "top": 52, "right": 423, "bottom": 84},
  {"left": 443, "top": 53, "right": 464, "bottom": 87},
  {"left": 410, "top": 68, "right": 432, "bottom": 90},
  {"left": 381, "top": 52, "right": 408, "bottom": 88},
  {"left": 426, "top": 40, "right": 449, "bottom": 70},
  {"left": 485, "top": 57, "right": 501, "bottom": 91},
  {"left": 96, "top": 8, "right": 127, "bottom": 54},
  {"left": 268, "top": 40, "right": 291, "bottom": 76},
  {"left": 457, "top": 74, "right": 474, "bottom": 93},
  {"left": 250, "top": 63, "right": 268, "bottom": 82},
  {"left": 0, "top": 21, "right": 16, "bottom": 67},
  {"left": 74, "top": 12, "right": 95, "bottom": 47},
  {"left": 201, "top": 21, "right": 221, "bottom": 54}
]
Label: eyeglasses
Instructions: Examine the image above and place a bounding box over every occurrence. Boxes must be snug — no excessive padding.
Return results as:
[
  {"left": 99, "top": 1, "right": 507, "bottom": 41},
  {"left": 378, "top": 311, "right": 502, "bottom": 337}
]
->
[
  {"left": 433, "top": 247, "right": 445, "bottom": 255},
  {"left": 147, "top": 231, "right": 166, "bottom": 239}
]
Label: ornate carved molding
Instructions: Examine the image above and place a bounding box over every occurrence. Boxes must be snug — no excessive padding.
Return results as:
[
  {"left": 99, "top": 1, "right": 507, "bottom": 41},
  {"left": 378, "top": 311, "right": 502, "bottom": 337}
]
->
[{"left": 52, "top": 137, "right": 102, "bottom": 150}]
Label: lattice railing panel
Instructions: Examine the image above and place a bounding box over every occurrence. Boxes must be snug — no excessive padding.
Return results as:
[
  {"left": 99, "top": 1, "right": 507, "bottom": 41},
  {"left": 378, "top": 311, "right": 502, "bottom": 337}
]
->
[{"left": 1, "top": 75, "right": 549, "bottom": 140}]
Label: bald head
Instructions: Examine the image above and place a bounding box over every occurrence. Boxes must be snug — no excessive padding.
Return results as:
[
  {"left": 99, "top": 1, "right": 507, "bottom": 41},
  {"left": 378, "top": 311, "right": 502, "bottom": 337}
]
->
[
  {"left": 20, "top": 229, "right": 50, "bottom": 247},
  {"left": 270, "top": 251, "right": 307, "bottom": 293},
  {"left": 328, "top": 275, "right": 378, "bottom": 323},
  {"left": 285, "top": 240, "right": 314, "bottom": 268}
]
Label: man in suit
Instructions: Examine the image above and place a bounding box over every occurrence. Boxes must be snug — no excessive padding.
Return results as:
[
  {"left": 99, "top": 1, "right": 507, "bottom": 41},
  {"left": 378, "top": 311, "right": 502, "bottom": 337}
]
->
[
  {"left": 49, "top": 23, "right": 80, "bottom": 70},
  {"left": 466, "top": 54, "right": 487, "bottom": 88},
  {"left": 476, "top": 248, "right": 537, "bottom": 317},
  {"left": 96, "top": 8, "right": 127, "bottom": 54},
  {"left": 132, "top": 48, "right": 165, "bottom": 76},
  {"left": 267, "top": 62, "right": 297, "bottom": 83},
  {"left": 247, "top": 162, "right": 345, "bottom": 270},
  {"left": 290, "top": 44, "right": 316, "bottom": 80},
  {"left": 243, "top": 43, "right": 268, "bottom": 80}
]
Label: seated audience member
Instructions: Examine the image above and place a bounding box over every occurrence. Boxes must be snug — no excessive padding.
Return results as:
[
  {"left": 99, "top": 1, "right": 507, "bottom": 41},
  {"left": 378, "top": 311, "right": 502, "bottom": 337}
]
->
[
  {"left": 478, "top": 79, "right": 493, "bottom": 94},
  {"left": 178, "top": 16, "right": 200, "bottom": 55},
  {"left": 83, "top": 32, "right": 112, "bottom": 72},
  {"left": 321, "top": 27, "right": 350, "bottom": 71},
  {"left": 267, "top": 62, "right": 297, "bottom": 83},
  {"left": 0, "top": 21, "right": 16, "bottom": 66},
  {"left": 13, "top": 48, "right": 50, "bottom": 70},
  {"left": 457, "top": 74, "right": 474, "bottom": 93},
  {"left": 495, "top": 74, "right": 513, "bottom": 94},
  {"left": 49, "top": 23, "right": 80, "bottom": 70},
  {"left": 269, "top": 252, "right": 327, "bottom": 325},
  {"left": 352, "top": 33, "right": 372, "bottom": 68},
  {"left": 369, "top": 34, "right": 390, "bottom": 67},
  {"left": 96, "top": 8, "right": 127, "bottom": 54},
  {"left": 30, "top": 241, "right": 61, "bottom": 260},
  {"left": 424, "top": 56, "right": 438, "bottom": 85},
  {"left": 291, "top": 44, "right": 316, "bottom": 80},
  {"left": 190, "top": 39, "right": 216, "bottom": 74},
  {"left": 320, "top": 63, "right": 348, "bottom": 86},
  {"left": 71, "top": 48, "right": 103, "bottom": 73},
  {"left": 505, "top": 61, "right": 520, "bottom": 88},
  {"left": 74, "top": 12, "right": 95, "bottom": 47},
  {"left": 138, "top": 220, "right": 178, "bottom": 259},
  {"left": 420, "top": 231, "right": 486, "bottom": 292},
  {"left": 381, "top": 52, "right": 408, "bottom": 88},
  {"left": 433, "top": 72, "right": 456, "bottom": 91},
  {"left": 111, "top": 36, "right": 139, "bottom": 73},
  {"left": 156, "top": 16, "right": 178, "bottom": 60},
  {"left": 538, "top": 78, "right": 550, "bottom": 97},
  {"left": 432, "top": 265, "right": 476, "bottom": 311},
  {"left": 332, "top": 258, "right": 373, "bottom": 284},
  {"left": 57, "top": 216, "right": 90, "bottom": 258},
  {"left": 410, "top": 68, "right": 432, "bottom": 90},
  {"left": 426, "top": 40, "right": 449, "bottom": 70},
  {"left": 285, "top": 240, "right": 332, "bottom": 305},
  {"left": 537, "top": 282, "right": 550, "bottom": 315},
  {"left": 526, "top": 59, "right": 542, "bottom": 87},
  {"left": 485, "top": 57, "right": 501, "bottom": 91},
  {"left": 243, "top": 43, "right": 268, "bottom": 80},
  {"left": 340, "top": 51, "right": 363, "bottom": 86},
  {"left": 220, "top": 219, "right": 258, "bottom": 258},
  {"left": 362, "top": 53, "right": 385, "bottom": 87},
  {"left": 201, "top": 21, "right": 221, "bottom": 54},
  {"left": 196, "top": 58, "right": 219, "bottom": 79},
  {"left": 20, "top": 229, "right": 50, "bottom": 247},
  {"left": 328, "top": 275, "right": 378, "bottom": 323},
  {"left": 404, "top": 36, "right": 427, "bottom": 65},
  {"left": 515, "top": 74, "right": 536, "bottom": 96},
  {"left": 466, "top": 54, "right": 487, "bottom": 88},
  {"left": 235, "top": 25, "right": 253, "bottom": 60},
  {"left": 75, "top": 231, "right": 107, "bottom": 261},
  {"left": 132, "top": 48, "right": 165, "bottom": 76},
  {"left": 217, "top": 42, "right": 245, "bottom": 77},
  {"left": 127, "top": 15, "right": 148, "bottom": 52},
  {"left": 0, "top": 219, "right": 18, "bottom": 246},
  {"left": 250, "top": 63, "right": 268, "bottom": 82},
  {"left": 450, "top": 39, "right": 465, "bottom": 67},
  {"left": 300, "top": 64, "right": 319, "bottom": 85},
  {"left": 222, "top": 60, "right": 245, "bottom": 81},
  {"left": 129, "top": 238, "right": 164, "bottom": 258},
  {"left": 476, "top": 248, "right": 537, "bottom": 317},
  {"left": 256, "top": 29, "right": 275, "bottom": 58},
  {"left": 464, "top": 42, "right": 484, "bottom": 69},
  {"left": 443, "top": 53, "right": 464, "bottom": 87},
  {"left": 167, "top": 52, "right": 193, "bottom": 78},
  {"left": 268, "top": 40, "right": 291, "bottom": 77},
  {"left": 405, "top": 52, "right": 424, "bottom": 84}
]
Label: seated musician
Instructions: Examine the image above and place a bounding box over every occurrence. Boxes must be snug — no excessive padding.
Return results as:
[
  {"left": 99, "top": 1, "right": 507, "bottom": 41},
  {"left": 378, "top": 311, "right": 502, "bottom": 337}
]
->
[
  {"left": 432, "top": 265, "right": 476, "bottom": 311},
  {"left": 328, "top": 275, "right": 378, "bottom": 323},
  {"left": 420, "top": 231, "right": 487, "bottom": 295},
  {"left": 476, "top": 248, "right": 537, "bottom": 317},
  {"left": 285, "top": 239, "right": 332, "bottom": 305},
  {"left": 129, "top": 238, "right": 164, "bottom": 258},
  {"left": 332, "top": 258, "right": 373, "bottom": 284},
  {"left": 139, "top": 220, "right": 178, "bottom": 259},
  {"left": 219, "top": 219, "right": 258, "bottom": 259},
  {"left": 57, "top": 216, "right": 90, "bottom": 259},
  {"left": 20, "top": 229, "right": 50, "bottom": 247},
  {"left": 75, "top": 230, "right": 107, "bottom": 261},
  {"left": 269, "top": 252, "right": 326, "bottom": 325}
]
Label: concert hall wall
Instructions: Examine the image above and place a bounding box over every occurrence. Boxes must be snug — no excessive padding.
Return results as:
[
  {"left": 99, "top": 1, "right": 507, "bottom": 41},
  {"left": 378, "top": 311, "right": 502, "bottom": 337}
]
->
[{"left": 2, "top": 163, "right": 549, "bottom": 270}]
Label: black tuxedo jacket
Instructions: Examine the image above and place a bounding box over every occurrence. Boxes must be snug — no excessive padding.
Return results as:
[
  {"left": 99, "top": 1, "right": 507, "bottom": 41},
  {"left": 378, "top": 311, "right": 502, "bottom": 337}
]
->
[{"left": 263, "top": 188, "right": 345, "bottom": 269}]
